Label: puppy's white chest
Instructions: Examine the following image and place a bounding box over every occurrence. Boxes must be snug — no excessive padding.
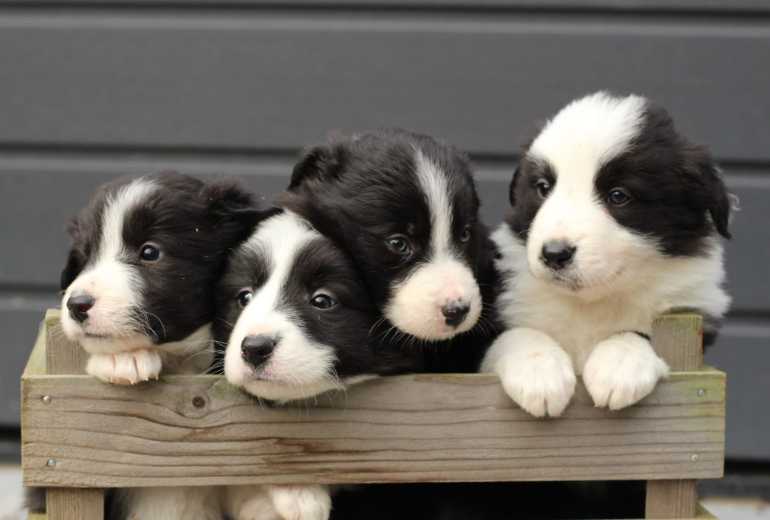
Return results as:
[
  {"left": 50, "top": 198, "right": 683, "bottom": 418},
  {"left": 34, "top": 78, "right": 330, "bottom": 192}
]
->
[{"left": 501, "top": 282, "right": 655, "bottom": 372}]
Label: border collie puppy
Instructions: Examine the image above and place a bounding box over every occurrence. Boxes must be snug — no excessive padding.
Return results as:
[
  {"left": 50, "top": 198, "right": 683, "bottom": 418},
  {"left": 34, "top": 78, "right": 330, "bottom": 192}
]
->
[
  {"left": 280, "top": 129, "right": 500, "bottom": 371},
  {"left": 57, "top": 172, "right": 260, "bottom": 520},
  {"left": 482, "top": 92, "right": 731, "bottom": 417},
  {"left": 59, "top": 171, "right": 258, "bottom": 384},
  {"left": 216, "top": 208, "right": 417, "bottom": 520}
]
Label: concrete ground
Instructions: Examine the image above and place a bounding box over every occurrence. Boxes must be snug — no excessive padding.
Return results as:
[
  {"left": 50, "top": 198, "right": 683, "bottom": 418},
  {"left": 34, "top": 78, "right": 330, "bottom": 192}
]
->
[{"left": 1, "top": 466, "right": 768, "bottom": 519}]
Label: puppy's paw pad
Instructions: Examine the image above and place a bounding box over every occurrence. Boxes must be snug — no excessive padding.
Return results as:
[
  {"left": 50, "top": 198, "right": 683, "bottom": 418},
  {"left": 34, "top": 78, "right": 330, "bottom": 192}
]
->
[
  {"left": 583, "top": 334, "right": 669, "bottom": 410},
  {"left": 499, "top": 346, "right": 576, "bottom": 418},
  {"left": 271, "top": 485, "right": 331, "bottom": 520}
]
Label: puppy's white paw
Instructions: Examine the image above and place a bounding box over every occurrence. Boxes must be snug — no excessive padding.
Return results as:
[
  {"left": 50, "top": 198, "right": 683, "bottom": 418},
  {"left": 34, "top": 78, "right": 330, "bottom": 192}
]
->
[
  {"left": 482, "top": 328, "right": 576, "bottom": 418},
  {"left": 269, "top": 485, "right": 331, "bottom": 520},
  {"left": 583, "top": 332, "right": 670, "bottom": 410},
  {"left": 86, "top": 349, "right": 162, "bottom": 385}
]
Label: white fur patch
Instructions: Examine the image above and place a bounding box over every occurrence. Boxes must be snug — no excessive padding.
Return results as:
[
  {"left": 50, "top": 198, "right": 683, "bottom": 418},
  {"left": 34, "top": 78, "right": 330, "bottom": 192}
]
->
[
  {"left": 384, "top": 150, "right": 481, "bottom": 340},
  {"left": 224, "top": 212, "right": 341, "bottom": 402},
  {"left": 268, "top": 485, "right": 332, "bottom": 520},
  {"left": 583, "top": 332, "right": 670, "bottom": 410},
  {"left": 530, "top": 91, "right": 646, "bottom": 173}
]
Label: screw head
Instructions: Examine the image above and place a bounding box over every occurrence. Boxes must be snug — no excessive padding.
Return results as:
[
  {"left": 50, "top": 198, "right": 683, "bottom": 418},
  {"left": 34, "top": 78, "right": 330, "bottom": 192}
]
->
[
  {"left": 691, "top": 454, "right": 699, "bottom": 462},
  {"left": 41, "top": 395, "right": 52, "bottom": 404},
  {"left": 46, "top": 459, "right": 56, "bottom": 467},
  {"left": 697, "top": 389, "right": 706, "bottom": 397}
]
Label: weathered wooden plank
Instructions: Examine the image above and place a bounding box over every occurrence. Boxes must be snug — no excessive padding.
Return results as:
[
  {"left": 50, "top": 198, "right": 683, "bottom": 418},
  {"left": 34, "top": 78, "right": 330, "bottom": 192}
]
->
[
  {"left": 0, "top": 13, "right": 767, "bottom": 161},
  {"left": 44, "top": 309, "right": 87, "bottom": 376},
  {"left": 646, "top": 480, "right": 697, "bottom": 519},
  {"left": 652, "top": 314, "right": 703, "bottom": 372},
  {"left": 46, "top": 488, "right": 103, "bottom": 520},
  {"left": 23, "top": 316, "right": 48, "bottom": 377},
  {"left": 21, "top": 370, "right": 725, "bottom": 487}
]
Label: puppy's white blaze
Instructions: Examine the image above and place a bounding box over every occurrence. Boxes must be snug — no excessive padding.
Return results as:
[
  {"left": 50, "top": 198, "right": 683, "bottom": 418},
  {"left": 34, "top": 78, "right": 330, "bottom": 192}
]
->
[
  {"left": 414, "top": 149, "right": 454, "bottom": 259},
  {"left": 60, "top": 179, "right": 159, "bottom": 353},
  {"left": 224, "top": 212, "right": 340, "bottom": 402},
  {"left": 386, "top": 150, "right": 481, "bottom": 340},
  {"left": 530, "top": 91, "right": 646, "bottom": 176}
]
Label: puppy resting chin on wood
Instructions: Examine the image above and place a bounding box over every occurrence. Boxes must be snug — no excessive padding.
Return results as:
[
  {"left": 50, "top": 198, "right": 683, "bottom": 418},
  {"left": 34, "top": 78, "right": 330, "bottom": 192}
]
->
[
  {"left": 59, "top": 171, "right": 258, "bottom": 383},
  {"left": 483, "top": 92, "right": 732, "bottom": 418}
]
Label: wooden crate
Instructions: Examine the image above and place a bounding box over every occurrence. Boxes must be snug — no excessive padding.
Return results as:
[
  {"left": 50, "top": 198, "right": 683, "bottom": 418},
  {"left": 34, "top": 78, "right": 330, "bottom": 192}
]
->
[{"left": 21, "top": 310, "right": 725, "bottom": 520}]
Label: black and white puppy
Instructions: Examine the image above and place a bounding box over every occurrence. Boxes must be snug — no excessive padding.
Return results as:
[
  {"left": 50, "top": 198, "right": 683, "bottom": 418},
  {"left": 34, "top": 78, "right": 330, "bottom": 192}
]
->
[
  {"left": 60, "top": 171, "right": 258, "bottom": 384},
  {"left": 281, "top": 129, "right": 500, "bottom": 371},
  {"left": 216, "top": 208, "right": 417, "bottom": 520},
  {"left": 57, "top": 172, "right": 260, "bottom": 520},
  {"left": 482, "top": 92, "right": 732, "bottom": 417}
]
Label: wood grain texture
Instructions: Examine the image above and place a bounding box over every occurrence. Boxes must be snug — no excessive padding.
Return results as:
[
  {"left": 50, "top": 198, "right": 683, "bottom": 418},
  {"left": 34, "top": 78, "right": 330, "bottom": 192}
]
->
[
  {"left": 652, "top": 314, "right": 704, "bottom": 372},
  {"left": 646, "top": 480, "right": 697, "bottom": 519},
  {"left": 21, "top": 370, "right": 725, "bottom": 488},
  {"left": 44, "top": 310, "right": 87, "bottom": 376},
  {"left": 45, "top": 488, "right": 103, "bottom": 520}
]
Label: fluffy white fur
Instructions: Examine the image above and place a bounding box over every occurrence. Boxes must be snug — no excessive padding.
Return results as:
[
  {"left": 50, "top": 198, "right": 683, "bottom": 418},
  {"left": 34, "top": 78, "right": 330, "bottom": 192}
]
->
[
  {"left": 385, "top": 150, "right": 482, "bottom": 340},
  {"left": 483, "top": 93, "right": 730, "bottom": 417}
]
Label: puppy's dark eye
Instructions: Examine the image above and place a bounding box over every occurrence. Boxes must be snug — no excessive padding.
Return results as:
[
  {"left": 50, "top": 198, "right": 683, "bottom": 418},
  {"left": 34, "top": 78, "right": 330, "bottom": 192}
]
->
[
  {"left": 385, "top": 234, "right": 412, "bottom": 256},
  {"left": 310, "top": 290, "right": 337, "bottom": 310},
  {"left": 535, "top": 178, "right": 552, "bottom": 199},
  {"left": 459, "top": 225, "right": 472, "bottom": 243},
  {"left": 607, "top": 187, "right": 632, "bottom": 207},
  {"left": 237, "top": 289, "right": 253, "bottom": 308},
  {"left": 139, "top": 243, "right": 161, "bottom": 262}
]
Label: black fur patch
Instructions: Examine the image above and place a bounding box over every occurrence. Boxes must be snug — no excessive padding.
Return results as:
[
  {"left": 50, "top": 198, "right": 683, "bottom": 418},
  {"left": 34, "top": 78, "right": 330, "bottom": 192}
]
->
[
  {"left": 61, "top": 171, "right": 263, "bottom": 344},
  {"left": 280, "top": 128, "right": 501, "bottom": 372},
  {"left": 596, "top": 102, "right": 731, "bottom": 256}
]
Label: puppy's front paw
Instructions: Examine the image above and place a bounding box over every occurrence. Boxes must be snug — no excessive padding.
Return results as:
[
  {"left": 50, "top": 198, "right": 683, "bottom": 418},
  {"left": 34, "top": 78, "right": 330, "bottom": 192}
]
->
[
  {"left": 86, "top": 349, "right": 162, "bottom": 385},
  {"left": 483, "top": 329, "right": 576, "bottom": 418},
  {"left": 269, "top": 485, "right": 331, "bottom": 520},
  {"left": 583, "top": 333, "right": 670, "bottom": 411}
]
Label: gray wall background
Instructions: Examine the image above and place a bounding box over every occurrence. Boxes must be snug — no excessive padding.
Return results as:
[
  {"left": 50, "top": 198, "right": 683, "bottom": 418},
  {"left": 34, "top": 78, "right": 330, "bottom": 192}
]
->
[{"left": 0, "top": 1, "right": 768, "bottom": 461}]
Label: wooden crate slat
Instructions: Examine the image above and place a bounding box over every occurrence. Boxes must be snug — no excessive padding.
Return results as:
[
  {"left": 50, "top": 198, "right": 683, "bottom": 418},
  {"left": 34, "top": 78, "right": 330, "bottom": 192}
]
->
[{"left": 21, "top": 370, "right": 725, "bottom": 488}]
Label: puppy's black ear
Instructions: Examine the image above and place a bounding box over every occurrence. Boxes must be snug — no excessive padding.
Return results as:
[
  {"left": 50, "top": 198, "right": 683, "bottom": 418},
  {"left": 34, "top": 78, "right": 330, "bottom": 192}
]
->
[
  {"left": 684, "top": 146, "right": 732, "bottom": 239},
  {"left": 288, "top": 144, "right": 345, "bottom": 191},
  {"left": 60, "top": 219, "right": 85, "bottom": 291},
  {"left": 202, "top": 180, "right": 277, "bottom": 242},
  {"left": 509, "top": 165, "right": 521, "bottom": 206}
]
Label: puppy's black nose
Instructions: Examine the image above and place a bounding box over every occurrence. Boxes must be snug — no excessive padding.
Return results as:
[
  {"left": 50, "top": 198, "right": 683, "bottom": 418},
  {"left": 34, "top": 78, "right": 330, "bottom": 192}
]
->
[
  {"left": 66, "top": 293, "right": 95, "bottom": 323},
  {"left": 541, "top": 240, "right": 576, "bottom": 270},
  {"left": 241, "top": 335, "right": 276, "bottom": 367},
  {"left": 442, "top": 301, "right": 470, "bottom": 327}
]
